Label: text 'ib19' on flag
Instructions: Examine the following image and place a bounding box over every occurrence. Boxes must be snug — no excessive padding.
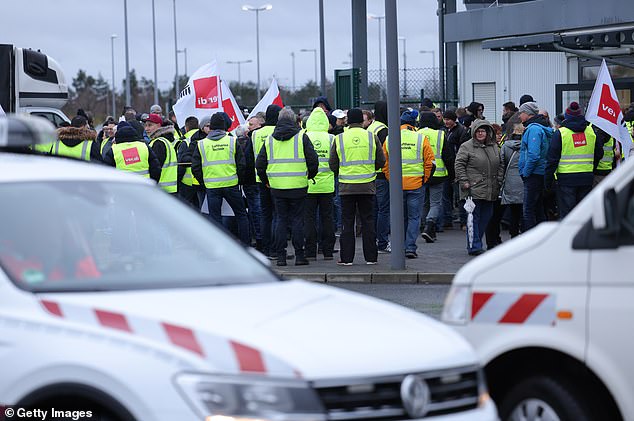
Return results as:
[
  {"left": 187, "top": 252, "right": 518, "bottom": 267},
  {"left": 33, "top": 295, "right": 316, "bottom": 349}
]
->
[
  {"left": 172, "top": 61, "right": 223, "bottom": 127},
  {"left": 247, "top": 79, "right": 284, "bottom": 120},
  {"left": 586, "top": 59, "right": 633, "bottom": 159}
]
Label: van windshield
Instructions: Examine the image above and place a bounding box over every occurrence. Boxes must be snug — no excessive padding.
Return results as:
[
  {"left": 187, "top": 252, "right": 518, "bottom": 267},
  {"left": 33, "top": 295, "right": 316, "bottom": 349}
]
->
[{"left": 0, "top": 181, "right": 276, "bottom": 292}]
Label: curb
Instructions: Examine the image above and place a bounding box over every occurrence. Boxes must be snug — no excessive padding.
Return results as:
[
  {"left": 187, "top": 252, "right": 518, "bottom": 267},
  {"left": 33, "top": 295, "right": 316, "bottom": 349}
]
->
[{"left": 277, "top": 272, "right": 454, "bottom": 284}]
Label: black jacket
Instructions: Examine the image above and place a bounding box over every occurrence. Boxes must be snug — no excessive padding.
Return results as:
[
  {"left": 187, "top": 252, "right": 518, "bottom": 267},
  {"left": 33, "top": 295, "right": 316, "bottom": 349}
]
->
[
  {"left": 544, "top": 116, "right": 604, "bottom": 188},
  {"left": 181, "top": 129, "right": 207, "bottom": 186},
  {"left": 593, "top": 126, "right": 614, "bottom": 176},
  {"left": 191, "top": 129, "right": 247, "bottom": 187},
  {"left": 103, "top": 138, "right": 162, "bottom": 182},
  {"left": 238, "top": 133, "right": 257, "bottom": 185},
  {"left": 55, "top": 126, "right": 102, "bottom": 163},
  {"left": 255, "top": 119, "right": 319, "bottom": 198},
  {"left": 445, "top": 122, "right": 470, "bottom": 156},
  {"left": 429, "top": 129, "right": 456, "bottom": 185}
]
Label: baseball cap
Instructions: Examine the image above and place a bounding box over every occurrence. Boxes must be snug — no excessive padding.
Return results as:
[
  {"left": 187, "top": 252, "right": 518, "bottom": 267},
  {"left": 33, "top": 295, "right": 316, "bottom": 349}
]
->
[
  {"left": 332, "top": 109, "right": 346, "bottom": 119},
  {"left": 145, "top": 113, "right": 162, "bottom": 125}
]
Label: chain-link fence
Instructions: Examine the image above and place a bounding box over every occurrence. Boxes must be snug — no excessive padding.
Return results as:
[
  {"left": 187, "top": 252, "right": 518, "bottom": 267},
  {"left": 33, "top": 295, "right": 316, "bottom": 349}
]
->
[{"left": 367, "top": 67, "right": 442, "bottom": 103}]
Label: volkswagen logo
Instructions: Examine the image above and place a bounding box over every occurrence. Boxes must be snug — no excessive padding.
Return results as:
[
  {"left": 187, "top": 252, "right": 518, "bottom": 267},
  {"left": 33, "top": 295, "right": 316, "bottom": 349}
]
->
[{"left": 400, "top": 375, "right": 430, "bottom": 419}]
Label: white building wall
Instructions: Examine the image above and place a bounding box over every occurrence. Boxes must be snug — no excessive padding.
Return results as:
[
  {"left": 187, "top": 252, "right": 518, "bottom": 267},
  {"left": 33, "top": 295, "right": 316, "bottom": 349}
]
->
[{"left": 459, "top": 41, "right": 571, "bottom": 123}]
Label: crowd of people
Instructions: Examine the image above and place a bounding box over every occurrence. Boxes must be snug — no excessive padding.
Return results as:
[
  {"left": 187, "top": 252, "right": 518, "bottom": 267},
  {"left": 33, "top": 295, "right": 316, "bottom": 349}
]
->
[{"left": 42, "top": 95, "right": 634, "bottom": 264}]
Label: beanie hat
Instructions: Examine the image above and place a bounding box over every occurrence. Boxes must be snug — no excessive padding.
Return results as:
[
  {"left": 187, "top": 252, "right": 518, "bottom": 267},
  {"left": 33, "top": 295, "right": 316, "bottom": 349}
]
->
[
  {"left": 221, "top": 112, "right": 232, "bottom": 130},
  {"left": 209, "top": 113, "right": 227, "bottom": 130},
  {"left": 421, "top": 98, "right": 434, "bottom": 108},
  {"left": 199, "top": 115, "right": 212, "bottom": 128},
  {"left": 518, "top": 101, "right": 539, "bottom": 116},
  {"left": 565, "top": 101, "right": 583, "bottom": 119},
  {"left": 400, "top": 110, "right": 417, "bottom": 126},
  {"left": 115, "top": 121, "right": 139, "bottom": 142},
  {"left": 71, "top": 115, "right": 88, "bottom": 128},
  {"left": 417, "top": 112, "right": 440, "bottom": 129},
  {"left": 347, "top": 108, "right": 363, "bottom": 125},
  {"left": 519, "top": 94, "right": 534, "bottom": 105}
]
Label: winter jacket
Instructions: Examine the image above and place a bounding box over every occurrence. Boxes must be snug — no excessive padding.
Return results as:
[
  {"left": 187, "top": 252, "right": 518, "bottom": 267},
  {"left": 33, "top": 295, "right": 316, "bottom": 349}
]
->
[
  {"left": 103, "top": 137, "right": 162, "bottom": 183},
  {"left": 54, "top": 126, "right": 102, "bottom": 162},
  {"left": 192, "top": 129, "right": 247, "bottom": 187},
  {"left": 454, "top": 119, "right": 504, "bottom": 201},
  {"left": 500, "top": 137, "right": 523, "bottom": 205},
  {"left": 255, "top": 118, "right": 319, "bottom": 198},
  {"left": 149, "top": 125, "right": 176, "bottom": 167},
  {"left": 544, "top": 116, "right": 604, "bottom": 188},
  {"left": 445, "top": 122, "right": 470, "bottom": 156},
  {"left": 237, "top": 133, "right": 257, "bottom": 185},
  {"left": 518, "top": 114, "right": 553, "bottom": 177}
]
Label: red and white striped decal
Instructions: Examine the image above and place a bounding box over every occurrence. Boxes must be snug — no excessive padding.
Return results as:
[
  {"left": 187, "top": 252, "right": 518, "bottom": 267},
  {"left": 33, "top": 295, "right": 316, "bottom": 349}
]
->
[
  {"left": 39, "top": 299, "right": 298, "bottom": 378},
  {"left": 471, "top": 292, "right": 556, "bottom": 325}
]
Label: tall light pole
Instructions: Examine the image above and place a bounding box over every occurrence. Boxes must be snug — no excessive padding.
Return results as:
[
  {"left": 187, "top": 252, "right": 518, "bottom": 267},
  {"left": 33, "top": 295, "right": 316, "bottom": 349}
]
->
[
  {"left": 368, "top": 14, "right": 385, "bottom": 99},
  {"left": 226, "top": 59, "right": 252, "bottom": 97},
  {"left": 398, "top": 36, "right": 407, "bottom": 97},
  {"left": 110, "top": 34, "right": 117, "bottom": 116},
  {"left": 420, "top": 50, "right": 436, "bottom": 97},
  {"left": 151, "top": 0, "right": 159, "bottom": 105},
  {"left": 242, "top": 4, "right": 273, "bottom": 101},
  {"left": 290, "top": 52, "right": 296, "bottom": 92},
  {"left": 300, "top": 48, "right": 318, "bottom": 85},
  {"left": 123, "top": 0, "right": 131, "bottom": 106},
  {"left": 318, "top": 0, "right": 326, "bottom": 95},
  {"left": 178, "top": 48, "right": 188, "bottom": 77},
  {"left": 173, "top": 0, "right": 179, "bottom": 97}
]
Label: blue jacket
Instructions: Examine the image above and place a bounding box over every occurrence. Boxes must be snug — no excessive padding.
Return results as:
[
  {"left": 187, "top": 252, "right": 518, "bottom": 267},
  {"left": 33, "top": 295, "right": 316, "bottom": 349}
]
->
[{"left": 518, "top": 115, "right": 553, "bottom": 177}]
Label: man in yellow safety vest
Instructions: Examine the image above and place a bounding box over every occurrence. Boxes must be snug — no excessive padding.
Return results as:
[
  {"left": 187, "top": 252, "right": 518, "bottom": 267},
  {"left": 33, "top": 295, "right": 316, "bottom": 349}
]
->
[
  {"left": 144, "top": 113, "right": 178, "bottom": 195},
  {"left": 103, "top": 121, "right": 161, "bottom": 183},
  {"left": 50, "top": 115, "right": 102, "bottom": 162}
]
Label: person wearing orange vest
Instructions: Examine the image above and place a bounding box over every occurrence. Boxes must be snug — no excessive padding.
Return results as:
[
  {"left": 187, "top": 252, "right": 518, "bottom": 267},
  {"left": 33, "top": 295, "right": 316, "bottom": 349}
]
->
[{"left": 103, "top": 121, "right": 161, "bottom": 183}]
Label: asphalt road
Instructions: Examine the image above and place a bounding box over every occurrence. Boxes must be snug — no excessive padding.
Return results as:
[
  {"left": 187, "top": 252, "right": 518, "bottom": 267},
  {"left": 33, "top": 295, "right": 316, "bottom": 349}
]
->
[{"left": 330, "top": 283, "right": 451, "bottom": 319}]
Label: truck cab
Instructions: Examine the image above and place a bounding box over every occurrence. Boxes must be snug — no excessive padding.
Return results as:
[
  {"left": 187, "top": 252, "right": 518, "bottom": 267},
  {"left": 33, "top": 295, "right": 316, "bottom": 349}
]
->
[
  {"left": 443, "top": 156, "right": 634, "bottom": 420},
  {"left": 0, "top": 44, "right": 70, "bottom": 126}
]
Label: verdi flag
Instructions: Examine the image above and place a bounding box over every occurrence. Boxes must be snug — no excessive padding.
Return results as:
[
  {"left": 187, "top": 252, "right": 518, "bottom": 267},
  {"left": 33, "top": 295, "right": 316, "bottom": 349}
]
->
[
  {"left": 220, "top": 80, "right": 245, "bottom": 132},
  {"left": 585, "top": 59, "right": 633, "bottom": 159},
  {"left": 247, "top": 78, "right": 284, "bottom": 120},
  {"left": 172, "top": 61, "right": 223, "bottom": 127}
]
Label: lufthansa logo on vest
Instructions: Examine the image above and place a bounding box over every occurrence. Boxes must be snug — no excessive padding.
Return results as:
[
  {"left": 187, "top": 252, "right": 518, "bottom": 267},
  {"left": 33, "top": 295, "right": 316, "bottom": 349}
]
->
[
  {"left": 400, "top": 375, "right": 430, "bottom": 418},
  {"left": 352, "top": 137, "right": 360, "bottom": 145},
  {"left": 314, "top": 140, "right": 322, "bottom": 149}
]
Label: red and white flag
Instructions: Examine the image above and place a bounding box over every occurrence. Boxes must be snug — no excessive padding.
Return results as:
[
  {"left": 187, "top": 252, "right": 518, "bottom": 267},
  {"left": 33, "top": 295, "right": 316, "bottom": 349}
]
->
[
  {"left": 247, "top": 79, "right": 284, "bottom": 120},
  {"left": 172, "top": 61, "right": 223, "bottom": 127},
  {"left": 220, "top": 80, "right": 246, "bottom": 132},
  {"left": 586, "top": 59, "right": 633, "bottom": 159}
]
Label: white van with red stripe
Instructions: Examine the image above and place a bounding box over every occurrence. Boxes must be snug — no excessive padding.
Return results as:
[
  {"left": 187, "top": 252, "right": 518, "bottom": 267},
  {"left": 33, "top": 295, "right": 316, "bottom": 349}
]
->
[
  {"left": 0, "top": 116, "right": 496, "bottom": 421},
  {"left": 443, "top": 155, "right": 634, "bottom": 421}
]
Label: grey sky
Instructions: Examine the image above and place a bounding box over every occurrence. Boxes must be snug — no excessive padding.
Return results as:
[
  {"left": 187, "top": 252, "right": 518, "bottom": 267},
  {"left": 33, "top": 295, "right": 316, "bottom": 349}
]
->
[{"left": 4, "top": 0, "right": 441, "bottom": 92}]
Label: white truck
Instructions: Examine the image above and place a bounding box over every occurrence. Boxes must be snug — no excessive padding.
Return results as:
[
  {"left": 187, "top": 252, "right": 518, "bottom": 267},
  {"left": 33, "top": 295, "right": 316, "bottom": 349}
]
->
[
  {"left": 443, "top": 156, "right": 634, "bottom": 420},
  {"left": 0, "top": 44, "right": 70, "bottom": 126}
]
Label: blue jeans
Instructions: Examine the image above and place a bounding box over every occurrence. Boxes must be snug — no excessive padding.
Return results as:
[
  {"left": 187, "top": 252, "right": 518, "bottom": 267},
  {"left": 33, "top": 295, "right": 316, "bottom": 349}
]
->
[
  {"left": 423, "top": 183, "right": 444, "bottom": 223},
  {"left": 206, "top": 186, "right": 250, "bottom": 246},
  {"left": 403, "top": 187, "right": 424, "bottom": 253},
  {"left": 243, "top": 184, "right": 261, "bottom": 243},
  {"left": 522, "top": 174, "right": 545, "bottom": 231},
  {"left": 557, "top": 184, "right": 592, "bottom": 220},
  {"left": 375, "top": 177, "right": 390, "bottom": 250},
  {"left": 467, "top": 199, "right": 494, "bottom": 254},
  {"left": 334, "top": 178, "right": 342, "bottom": 232}
]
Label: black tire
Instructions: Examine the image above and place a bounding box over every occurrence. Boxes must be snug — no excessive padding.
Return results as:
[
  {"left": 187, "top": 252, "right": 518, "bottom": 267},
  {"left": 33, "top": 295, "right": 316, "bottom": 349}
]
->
[{"left": 499, "top": 375, "right": 592, "bottom": 421}]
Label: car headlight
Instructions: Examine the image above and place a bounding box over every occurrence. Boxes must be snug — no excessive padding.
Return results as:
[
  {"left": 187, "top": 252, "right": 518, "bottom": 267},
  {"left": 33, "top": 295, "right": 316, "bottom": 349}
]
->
[
  {"left": 175, "top": 373, "right": 326, "bottom": 421},
  {"left": 477, "top": 368, "right": 491, "bottom": 408},
  {"left": 441, "top": 285, "right": 470, "bottom": 325}
]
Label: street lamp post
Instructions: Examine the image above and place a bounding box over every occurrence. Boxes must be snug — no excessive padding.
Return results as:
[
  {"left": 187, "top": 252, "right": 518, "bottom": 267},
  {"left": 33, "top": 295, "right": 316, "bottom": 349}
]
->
[
  {"left": 398, "top": 36, "right": 407, "bottom": 97},
  {"left": 300, "top": 48, "right": 317, "bottom": 85},
  {"left": 110, "top": 34, "right": 117, "bottom": 116},
  {"left": 368, "top": 14, "right": 385, "bottom": 99},
  {"left": 242, "top": 4, "right": 273, "bottom": 101},
  {"left": 226, "top": 59, "right": 252, "bottom": 97},
  {"left": 178, "top": 48, "right": 188, "bottom": 77},
  {"left": 123, "top": 0, "right": 131, "bottom": 106},
  {"left": 290, "top": 52, "right": 296, "bottom": 92},
  {"left": 173, "top": 0, "right": 179, "bottom": 97},
  {"left": 151, "top": 0, "right": 159, "bottom": 105},
  {"left": 420, "top": 50, "right": 437, "bottom": 97}
]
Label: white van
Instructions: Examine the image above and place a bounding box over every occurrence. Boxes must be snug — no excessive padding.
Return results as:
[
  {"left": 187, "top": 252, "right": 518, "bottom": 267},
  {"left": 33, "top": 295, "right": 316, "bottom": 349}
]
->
[{"left": 442, "top": 155, "right": 634, "bottom": 420}]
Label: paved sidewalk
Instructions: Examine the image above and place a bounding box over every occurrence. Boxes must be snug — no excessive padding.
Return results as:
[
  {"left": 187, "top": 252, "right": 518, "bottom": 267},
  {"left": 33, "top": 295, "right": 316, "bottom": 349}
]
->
[{"left": 274, "top": 227, "right": 476, "bottom": 283}]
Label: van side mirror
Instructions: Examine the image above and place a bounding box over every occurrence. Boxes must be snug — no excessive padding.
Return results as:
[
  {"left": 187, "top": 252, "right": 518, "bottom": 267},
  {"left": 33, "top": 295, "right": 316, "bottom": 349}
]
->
[{"left": 599, "top": 188, "right": 620, "bottom": 236}]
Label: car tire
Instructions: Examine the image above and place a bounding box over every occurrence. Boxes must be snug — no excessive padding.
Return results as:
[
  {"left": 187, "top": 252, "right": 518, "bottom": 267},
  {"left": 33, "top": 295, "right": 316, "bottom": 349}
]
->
[{"left": 499, "top": 375, "right": 592, "bottom": 421}]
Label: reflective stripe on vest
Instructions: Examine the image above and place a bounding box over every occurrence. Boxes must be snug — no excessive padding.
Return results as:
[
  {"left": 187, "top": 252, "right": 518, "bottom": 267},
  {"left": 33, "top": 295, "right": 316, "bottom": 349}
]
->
[
  {"left": 307, "top": 131, "right": 335, "bottom": 194},
  {"left": 183, "top": 130, "right": 201, "bottom": 185},
  {"left": 252, "top": 126, "right": 275, "bottom": 183},
  {"left": 150, "top": 137, "right": 178, "bottom": 193},
  {"left": 419, "top": 128, "right": 446, "bottom": 177},
  {"left": 265, "top": 133, "right": 308, "bottom": 189},
  {"left": 112, "top": 141, "right": 150, "bottom": 177},
  {"left": 52, "top": 140, "right": 92, "bottom": 161},
  {"left": 337, "top": 128, "right": 376, "bottom": 184},
  {"left": 198, "top": 135, "right": 238, "bottom": 188},
  {"left": 386, "top": 130, "right": 426, "bottom": 177},
  {"left": 597, "top": 137, "right": 614, "bottom": 171},
  {"left": 367, "top": 121, "right": 387, "bottom": 174},
  {"left": 178, "top": 138, "right": 194, "bottom": 187},
  {"left": 557, "top": 126, "right": 596, "bottom": 174}
]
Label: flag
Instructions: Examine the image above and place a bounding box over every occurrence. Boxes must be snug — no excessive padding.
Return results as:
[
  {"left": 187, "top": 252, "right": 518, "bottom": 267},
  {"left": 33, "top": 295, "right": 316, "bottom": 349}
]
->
[
  {"left": 586, "top": 59, "right": 633, "bottom": 159},
  {"left": 247, "top": 79, "right": 284, "bottom": 120},
  {"left": 172, "top": 61, "right": 223, "bottom": 127},
  {"left": 220, "top": 80, "right": 245, "bottom": 132}
]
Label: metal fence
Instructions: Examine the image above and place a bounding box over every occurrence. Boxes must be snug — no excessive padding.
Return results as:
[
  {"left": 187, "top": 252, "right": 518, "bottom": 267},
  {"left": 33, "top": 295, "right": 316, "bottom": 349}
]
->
[{"left": 367, "top": 67, "right": 442, "bottom": 102}]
